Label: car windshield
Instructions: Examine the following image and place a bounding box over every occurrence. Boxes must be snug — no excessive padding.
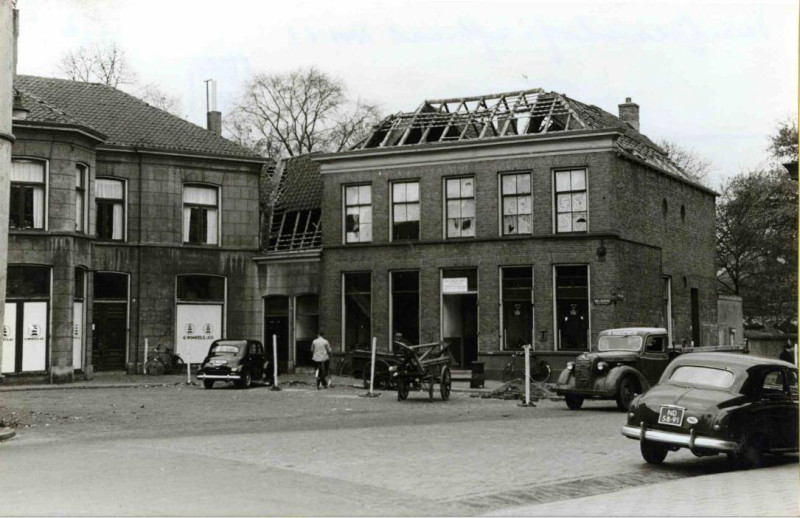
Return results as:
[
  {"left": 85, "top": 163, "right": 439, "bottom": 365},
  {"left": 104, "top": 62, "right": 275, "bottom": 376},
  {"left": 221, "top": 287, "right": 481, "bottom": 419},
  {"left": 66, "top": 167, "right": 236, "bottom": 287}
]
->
[
  {"left": 209, "top": 342, "right": 245, "bottom": 356},
  {"left": 596, "top": 335, "right": 642, "bottom": 352},
  {"left": 669, "top": 365, "right": 735, "bottom": 389}
]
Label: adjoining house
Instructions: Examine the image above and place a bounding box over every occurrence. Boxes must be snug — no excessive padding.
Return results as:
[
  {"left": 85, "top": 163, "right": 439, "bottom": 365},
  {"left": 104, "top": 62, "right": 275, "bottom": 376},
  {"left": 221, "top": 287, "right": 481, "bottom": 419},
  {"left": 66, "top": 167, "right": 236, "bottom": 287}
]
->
[
  {"left": 311, "top": 89, "right": 719, "bottom": 377},
  {"left": 5, "top": 75, "right": 268, "bottom": 382}
]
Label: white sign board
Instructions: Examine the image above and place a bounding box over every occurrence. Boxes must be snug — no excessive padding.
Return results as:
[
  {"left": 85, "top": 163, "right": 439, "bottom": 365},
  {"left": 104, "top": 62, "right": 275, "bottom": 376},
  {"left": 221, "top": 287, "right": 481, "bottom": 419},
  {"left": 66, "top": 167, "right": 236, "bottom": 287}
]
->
[
  {"left": 2, "top": 303, "right": 16, "bottom": 374},
  {"left": 22, "top": 302, "right": 47, "bottom": 372},
  {"left": 442, "top": 277, "right": 469, "bottom": 294},
  {"left": 73, "top": 301, "right": 84, "bottom": 369},
  {"left": 176, "top": 304, "right": 222, "bottom": 363}
]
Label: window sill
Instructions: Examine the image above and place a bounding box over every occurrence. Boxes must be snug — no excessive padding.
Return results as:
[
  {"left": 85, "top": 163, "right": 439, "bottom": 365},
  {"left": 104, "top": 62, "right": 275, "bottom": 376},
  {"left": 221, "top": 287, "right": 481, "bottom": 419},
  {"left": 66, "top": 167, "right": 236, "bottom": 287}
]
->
[{"left": 182, "top": 242, "right": 221, "bottom": 248}]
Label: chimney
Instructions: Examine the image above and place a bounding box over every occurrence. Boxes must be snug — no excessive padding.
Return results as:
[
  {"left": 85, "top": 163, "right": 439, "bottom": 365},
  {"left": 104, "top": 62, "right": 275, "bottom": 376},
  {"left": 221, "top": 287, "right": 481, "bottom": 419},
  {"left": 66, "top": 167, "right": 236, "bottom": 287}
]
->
[
  {"left": 618, "top": 97, "right": 639, "bottom": 132},
  {"left": 205, "top": 79, "right": 222, "bottom": 136}
]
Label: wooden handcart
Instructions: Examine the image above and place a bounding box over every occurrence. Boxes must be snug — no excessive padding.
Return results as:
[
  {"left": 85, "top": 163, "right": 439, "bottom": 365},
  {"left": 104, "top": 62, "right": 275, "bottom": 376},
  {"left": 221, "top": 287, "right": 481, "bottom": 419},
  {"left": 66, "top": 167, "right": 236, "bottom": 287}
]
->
[{"left": 392, "top": 341, "right": 452, "bottom": 401}]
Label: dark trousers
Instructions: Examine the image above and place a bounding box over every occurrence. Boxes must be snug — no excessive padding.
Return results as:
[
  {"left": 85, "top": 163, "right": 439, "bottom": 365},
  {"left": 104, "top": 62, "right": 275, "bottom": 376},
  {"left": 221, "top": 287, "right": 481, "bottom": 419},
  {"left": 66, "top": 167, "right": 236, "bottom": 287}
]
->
[{"left": 316, "top": 360, "right": 330, "bottom": 387}]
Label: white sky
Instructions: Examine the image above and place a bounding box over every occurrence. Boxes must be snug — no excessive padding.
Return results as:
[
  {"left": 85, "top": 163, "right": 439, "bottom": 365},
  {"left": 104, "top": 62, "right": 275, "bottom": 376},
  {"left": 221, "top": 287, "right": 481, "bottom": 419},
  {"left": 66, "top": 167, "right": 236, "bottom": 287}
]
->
[{"left": 15, "top": 0, "right": 799, "bottom": 187}]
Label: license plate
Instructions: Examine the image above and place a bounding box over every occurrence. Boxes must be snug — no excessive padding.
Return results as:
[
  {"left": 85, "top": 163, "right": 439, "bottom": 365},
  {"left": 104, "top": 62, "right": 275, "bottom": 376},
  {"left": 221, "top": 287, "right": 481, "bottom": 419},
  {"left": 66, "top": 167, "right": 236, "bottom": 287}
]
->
[{"left": 658, "top": 406, "right": 685, "bottom": 427}]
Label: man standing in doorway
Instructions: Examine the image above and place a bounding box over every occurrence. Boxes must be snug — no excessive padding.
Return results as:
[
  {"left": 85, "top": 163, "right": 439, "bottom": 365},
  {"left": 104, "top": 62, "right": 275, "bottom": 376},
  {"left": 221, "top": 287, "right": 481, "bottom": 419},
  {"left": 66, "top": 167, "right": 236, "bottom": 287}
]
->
[
  {"left": 311, "top": 332, "right": 332, "bottom": 389},
  {"left": 563, "top": 304, "right": 586, "bottom": 349}
]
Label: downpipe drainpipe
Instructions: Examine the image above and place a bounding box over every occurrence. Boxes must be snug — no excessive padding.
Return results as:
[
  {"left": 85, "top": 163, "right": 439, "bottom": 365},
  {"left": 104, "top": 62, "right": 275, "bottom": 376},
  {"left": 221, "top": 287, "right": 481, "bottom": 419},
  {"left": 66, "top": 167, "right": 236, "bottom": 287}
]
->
[{"left": 135, "top": 148, "right": 143, "bottom": 373}]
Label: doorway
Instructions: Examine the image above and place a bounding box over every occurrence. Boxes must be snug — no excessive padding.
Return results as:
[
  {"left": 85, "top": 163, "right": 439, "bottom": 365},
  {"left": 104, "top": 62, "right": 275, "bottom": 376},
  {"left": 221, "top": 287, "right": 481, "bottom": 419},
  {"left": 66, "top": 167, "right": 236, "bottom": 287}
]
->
[
  {"left": 441, "top": 269, "right": 478, "bottom": 368},
  {"left": 3, "top": 266, "right": 51, "bottom": 374},
  {"left": 93, "top": 272, "right": 128, "bottom": 372},
  {"left": 264, "top": 296, "right": 289, "bottom": 373},
  {"left": 555, "top": 265, "right": 590, "bottom": 351}
]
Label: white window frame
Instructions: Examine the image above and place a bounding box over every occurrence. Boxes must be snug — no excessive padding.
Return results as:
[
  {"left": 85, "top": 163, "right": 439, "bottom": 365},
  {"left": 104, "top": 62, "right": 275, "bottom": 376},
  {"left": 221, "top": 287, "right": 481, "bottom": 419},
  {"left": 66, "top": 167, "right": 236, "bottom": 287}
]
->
[
  {"left": 498, "top": 171, "right": 533, "bottom": 236},
  {"left": 95, "top": 177, "right": 127, "bottom": 241},
  {"left": 390, "top": 180, "right": 421, "bottom": 242},
  {"left": 10, "top": 157, "right": 49, "bottom": 231},
  {"left": 182, "top": 183, "right": 221, "bottom": 246},
  {"left": 342, "top": 184, "right": 373, "bottom": 244},
  {"left": 75, "top": 163, "right": 88, "bottom": 234},
  {"left": 552, "top": 168, "right": 589, "bottom": 234},
  {"left": 443, "top": 176, "right": 476, "bottom": 239}
]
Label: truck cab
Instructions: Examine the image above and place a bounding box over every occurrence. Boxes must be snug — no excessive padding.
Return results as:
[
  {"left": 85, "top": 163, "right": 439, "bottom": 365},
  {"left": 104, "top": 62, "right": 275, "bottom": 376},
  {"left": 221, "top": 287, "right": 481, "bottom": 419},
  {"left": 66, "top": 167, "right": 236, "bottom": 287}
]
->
[{"left": 556, "top": 327, "right": 673, "bottom": 411}]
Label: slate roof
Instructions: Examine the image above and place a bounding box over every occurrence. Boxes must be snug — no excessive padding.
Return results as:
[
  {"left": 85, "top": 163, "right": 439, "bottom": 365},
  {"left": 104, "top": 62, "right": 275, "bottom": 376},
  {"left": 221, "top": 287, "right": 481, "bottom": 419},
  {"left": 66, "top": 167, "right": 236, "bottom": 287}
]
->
[
  {"left": 353, "top": 88, "right": 703, "bottom": 187},
  {"left": 14, "top": 75, "right": 262, "bottom": 160}
]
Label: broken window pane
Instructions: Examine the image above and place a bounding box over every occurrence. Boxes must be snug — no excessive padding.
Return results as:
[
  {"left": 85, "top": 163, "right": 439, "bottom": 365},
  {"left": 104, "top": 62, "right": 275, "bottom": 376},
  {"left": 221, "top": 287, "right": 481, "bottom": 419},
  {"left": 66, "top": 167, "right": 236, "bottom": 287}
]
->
[
  {"left": 504, "top": 215, "right": 516, "bottom": 233},
  {"left": 461, "top": 178, "right": 474, "bottom": 198},
  {"left": 572, "top": 212, "right": 587, "bottom": 232},
  {"left": 461, "top": 218, "right": 475, "bottom": 236}
]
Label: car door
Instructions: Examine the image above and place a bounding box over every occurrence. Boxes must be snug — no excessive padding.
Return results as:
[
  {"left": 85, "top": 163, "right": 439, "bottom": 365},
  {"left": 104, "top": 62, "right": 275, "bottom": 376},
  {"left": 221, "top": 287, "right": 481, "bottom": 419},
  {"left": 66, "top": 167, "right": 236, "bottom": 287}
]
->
[
  {"left": 639, "top": 335, "right": 669, "bottom": 386},
  {"left": 252, "top": 342, "right": 265, "bottom": 380},
  {"left": 759, "top": 368, "right": 795, "bottom": 450},
  {"left": 784, "top": 368, "right": 799, "bottom": 450}
]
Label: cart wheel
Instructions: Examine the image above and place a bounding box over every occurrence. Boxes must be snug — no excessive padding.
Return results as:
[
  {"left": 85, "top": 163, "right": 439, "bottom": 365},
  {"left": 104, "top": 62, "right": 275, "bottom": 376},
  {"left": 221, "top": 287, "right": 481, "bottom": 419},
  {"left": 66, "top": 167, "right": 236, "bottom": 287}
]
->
[
  {"left": 440, "top": 366, "right": 451, "bottom": 401},
  {"left": 397, "top": 378, "right": 409, "bottom": 401}
]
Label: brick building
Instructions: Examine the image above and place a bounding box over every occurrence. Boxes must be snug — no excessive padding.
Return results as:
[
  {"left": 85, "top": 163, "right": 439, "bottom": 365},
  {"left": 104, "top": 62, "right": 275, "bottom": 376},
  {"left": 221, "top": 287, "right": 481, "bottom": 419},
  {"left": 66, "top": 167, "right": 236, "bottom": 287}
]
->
[
  {"left": 4, "top": 75, "right": 267, "bottom": 382},
  {"left": 311, "top": 89, "right": 718, "bottom": 377}
]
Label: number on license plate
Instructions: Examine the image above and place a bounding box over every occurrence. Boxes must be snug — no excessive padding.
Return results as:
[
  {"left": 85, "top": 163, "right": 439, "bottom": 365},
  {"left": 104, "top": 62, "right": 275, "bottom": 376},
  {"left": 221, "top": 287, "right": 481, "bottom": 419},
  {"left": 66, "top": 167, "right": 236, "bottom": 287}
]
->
[{"left": 658, "top": 406, "right": 684, "bottom": 427}]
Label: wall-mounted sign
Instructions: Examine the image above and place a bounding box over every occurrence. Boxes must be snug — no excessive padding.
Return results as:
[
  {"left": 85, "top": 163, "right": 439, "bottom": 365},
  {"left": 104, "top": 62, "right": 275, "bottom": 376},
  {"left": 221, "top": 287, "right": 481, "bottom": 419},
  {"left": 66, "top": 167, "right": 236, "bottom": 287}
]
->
[
  {"left": 593, "top": 298, "right": 613, "bottom": 305},
  {"left": 442, "top": 278, "right": 469, "bottom": 294}
]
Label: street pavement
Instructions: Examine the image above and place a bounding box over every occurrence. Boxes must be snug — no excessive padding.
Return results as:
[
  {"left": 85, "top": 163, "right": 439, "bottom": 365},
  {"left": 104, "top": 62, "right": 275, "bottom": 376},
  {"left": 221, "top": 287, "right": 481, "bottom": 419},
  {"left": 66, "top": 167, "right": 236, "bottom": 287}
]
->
[{"left": 0, "top": 373, "right": 797, "bottom": 516}]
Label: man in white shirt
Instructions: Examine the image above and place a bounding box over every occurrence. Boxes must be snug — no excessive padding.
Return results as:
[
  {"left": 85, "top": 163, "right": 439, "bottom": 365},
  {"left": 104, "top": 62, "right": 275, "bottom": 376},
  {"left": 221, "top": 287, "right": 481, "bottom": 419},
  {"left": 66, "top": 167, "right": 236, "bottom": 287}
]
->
[{"left": 311, "top": 332, "right": 332, "bottom": 389}]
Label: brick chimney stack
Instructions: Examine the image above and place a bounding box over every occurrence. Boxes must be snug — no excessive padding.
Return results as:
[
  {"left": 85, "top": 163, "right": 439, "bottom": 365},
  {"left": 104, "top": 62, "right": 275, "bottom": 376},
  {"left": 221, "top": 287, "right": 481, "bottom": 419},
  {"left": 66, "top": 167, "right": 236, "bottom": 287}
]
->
[
  {"left": 618, "top": 97, "right": 640, "bottom": 132},
  {"left": 205, "top": 79, "right": 222, "bottom": 136}
]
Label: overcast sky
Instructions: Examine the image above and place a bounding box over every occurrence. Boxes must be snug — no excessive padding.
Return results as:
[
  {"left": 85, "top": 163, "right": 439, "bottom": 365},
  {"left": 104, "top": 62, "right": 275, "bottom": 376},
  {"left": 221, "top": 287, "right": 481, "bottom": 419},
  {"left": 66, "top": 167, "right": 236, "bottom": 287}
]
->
[{"left": 15, "top": 0, "right": 798, "bottom": 187}]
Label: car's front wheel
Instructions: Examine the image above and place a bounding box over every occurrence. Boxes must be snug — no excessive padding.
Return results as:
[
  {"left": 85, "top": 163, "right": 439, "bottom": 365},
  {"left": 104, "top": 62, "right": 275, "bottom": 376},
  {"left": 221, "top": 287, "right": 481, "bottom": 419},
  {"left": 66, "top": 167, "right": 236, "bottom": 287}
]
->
[
  {"left": 616, "top": 377, "right": 638, "bottom": 411},
  {"left": 739, "top": 435, "right": 766, "bottom": 469},
  {"left": 203, "top": 379, "right": 214, "bottom": 390},
  {"left": 236, "top": 370, "right": 252, "bottom": 389},
  {"left": 565, "top": 394, "right": 584, "bottom": 410},
  {"left": 641, "top": 440, "right": 668, "bottom": 464}
]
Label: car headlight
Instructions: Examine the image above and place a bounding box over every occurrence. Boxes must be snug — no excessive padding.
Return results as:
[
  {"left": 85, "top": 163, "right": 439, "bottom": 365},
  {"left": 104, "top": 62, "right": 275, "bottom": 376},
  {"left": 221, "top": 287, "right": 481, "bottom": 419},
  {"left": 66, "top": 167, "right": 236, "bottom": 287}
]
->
[
  {"left": 597, "top": 362, "right": 609, "bottom": 371},
  {"left": 230, "top": 365, "right": 241, "bottom": 373},
  {"left": 566, "top": 362, "right": 574, "bottom": 371}
]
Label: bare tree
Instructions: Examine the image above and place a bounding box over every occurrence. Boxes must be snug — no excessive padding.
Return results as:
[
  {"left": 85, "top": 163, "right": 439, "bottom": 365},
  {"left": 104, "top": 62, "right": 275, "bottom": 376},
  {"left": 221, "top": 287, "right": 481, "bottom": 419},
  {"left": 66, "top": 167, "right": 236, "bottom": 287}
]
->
[
  {"left": 227, "top": 67, "right": 380, "bottom": 159},
  {"left": 58, "top": 43, "right": 136, "bottom": 88},
  {"left": 136, "top": 83, "right": 183, "bottom": 117},
  {"left": 658, "top": 139, "right": 713, "bottom": 183}
]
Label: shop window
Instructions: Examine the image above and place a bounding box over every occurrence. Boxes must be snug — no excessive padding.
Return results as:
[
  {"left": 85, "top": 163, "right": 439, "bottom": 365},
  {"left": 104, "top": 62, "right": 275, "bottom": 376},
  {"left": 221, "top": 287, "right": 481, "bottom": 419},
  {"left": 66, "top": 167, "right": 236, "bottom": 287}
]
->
[
  {"left": 343, "top": 272, "right": 371, "bottom": 350},
  {"left": 501, "top": 266, "right": 533, "bottom": 349},
  {"left": 96, "top": 178, "right": 125, "bottom": 241},
  {"left": 501, "top": 173, "right": 532, "bottom": 235},
  {"left": 391, "top": 271, "right": 419, "bottom": 345},
  {"left": 10, "top": 159, "right": 46, "bottom": 230},
  {"left": 392, "top": 181, "right": 420, "bottom": 241},
  {"left": 183, "top": 185, "right": 219, "bottom": 245},
  {"left": 176, "top": 275, "right": 225, "bottom": 302},
  {"left": 555, "top": 265, "right": 589, "bottom": 350},
  {"left": 75, "top": 164, "right": 87, "bottom": 233},
  {"left": 295, "top": 295, "right": 319, "bottom": 366},
  {"left": 6, "top": 266, "right": 50, "bottom": 298},
  {"left": 445, "top": 177, "right": 475, "bottom": 238},
  {"left": 554, "top": 169, "right": 587, "bottom": 233},
  {"left": 344, "top": 185, "right": 372, "bottom": 243}
]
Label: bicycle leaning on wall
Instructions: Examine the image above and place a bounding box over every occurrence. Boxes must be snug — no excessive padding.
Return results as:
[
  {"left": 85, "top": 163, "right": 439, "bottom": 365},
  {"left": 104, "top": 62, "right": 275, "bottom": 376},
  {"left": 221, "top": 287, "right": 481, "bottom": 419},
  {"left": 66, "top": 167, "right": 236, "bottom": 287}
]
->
[
  {"left": 501, "top": 346, "right": 551, "bottom": 383},
  {"left": 145, "top": 343, "right": 186, "bottom": 375}
]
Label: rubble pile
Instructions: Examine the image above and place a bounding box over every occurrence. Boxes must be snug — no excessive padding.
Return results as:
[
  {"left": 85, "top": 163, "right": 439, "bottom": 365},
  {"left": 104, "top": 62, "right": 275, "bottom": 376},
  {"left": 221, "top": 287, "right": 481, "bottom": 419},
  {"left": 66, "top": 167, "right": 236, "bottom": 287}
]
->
[{"left": 474, "top": 379, "right": 559, "bottom": 401}]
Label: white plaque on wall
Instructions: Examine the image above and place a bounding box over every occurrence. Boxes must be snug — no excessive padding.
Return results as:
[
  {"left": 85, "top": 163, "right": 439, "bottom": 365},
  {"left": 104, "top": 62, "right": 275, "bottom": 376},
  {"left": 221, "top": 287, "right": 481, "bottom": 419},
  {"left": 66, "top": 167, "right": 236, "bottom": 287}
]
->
[{"left": 442, "top": 277, "right": 469, "bottom": 294}]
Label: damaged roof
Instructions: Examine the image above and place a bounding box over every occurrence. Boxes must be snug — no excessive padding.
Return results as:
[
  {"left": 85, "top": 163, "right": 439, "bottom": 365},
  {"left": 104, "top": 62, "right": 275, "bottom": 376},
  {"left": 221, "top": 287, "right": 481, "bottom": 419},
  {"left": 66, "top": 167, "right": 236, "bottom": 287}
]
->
[
  {"left": 354, "top": 88, "right": 698, "bottom": 185},
  {"left": 14, "top": 75, "right": 263, "bottom": 160},
  {"left": 274, "top": 154, "right": 323, "bottom": 213}
]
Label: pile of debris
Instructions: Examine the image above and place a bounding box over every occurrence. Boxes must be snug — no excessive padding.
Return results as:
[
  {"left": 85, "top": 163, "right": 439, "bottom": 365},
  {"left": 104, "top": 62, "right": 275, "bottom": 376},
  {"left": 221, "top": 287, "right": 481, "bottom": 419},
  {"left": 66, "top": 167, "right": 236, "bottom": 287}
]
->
[{"left": 473, "top": 379, "right": 559, "bottom": 401}]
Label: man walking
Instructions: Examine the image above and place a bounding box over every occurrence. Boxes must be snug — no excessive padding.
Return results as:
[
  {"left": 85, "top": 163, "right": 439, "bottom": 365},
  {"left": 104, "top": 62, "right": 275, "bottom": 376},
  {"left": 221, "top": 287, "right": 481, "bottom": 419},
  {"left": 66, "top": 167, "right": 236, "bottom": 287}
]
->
[{"left": 311, "top": 332, "right": 332, "bottom": 389}]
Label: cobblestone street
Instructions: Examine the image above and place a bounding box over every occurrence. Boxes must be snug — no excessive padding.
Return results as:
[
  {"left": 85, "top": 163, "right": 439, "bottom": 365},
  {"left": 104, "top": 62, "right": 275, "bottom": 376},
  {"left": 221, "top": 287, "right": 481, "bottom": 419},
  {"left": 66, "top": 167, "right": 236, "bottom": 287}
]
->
[{"left": 0, "top": 376, "right": 797, "bottom": 515}]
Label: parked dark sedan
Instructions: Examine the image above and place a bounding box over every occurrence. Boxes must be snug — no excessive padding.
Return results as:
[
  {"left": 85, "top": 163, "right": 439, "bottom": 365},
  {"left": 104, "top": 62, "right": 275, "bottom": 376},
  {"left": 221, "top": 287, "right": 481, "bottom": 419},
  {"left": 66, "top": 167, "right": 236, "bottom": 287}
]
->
[
  {"left": 197, "top": 339, "right": 271, "bottom": 389},
  {"left": 622, "top": 353, "right": 798, "bottom": 467}
]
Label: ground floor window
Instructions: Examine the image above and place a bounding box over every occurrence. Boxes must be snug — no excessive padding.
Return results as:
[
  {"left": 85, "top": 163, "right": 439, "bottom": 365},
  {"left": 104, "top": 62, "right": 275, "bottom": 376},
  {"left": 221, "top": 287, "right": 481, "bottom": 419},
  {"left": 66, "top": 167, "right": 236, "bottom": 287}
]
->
[
  {"left": 176, "top": 275, "right": 224, "bottom": 364},
  {"left": 264, "top": 295, "right": 289, "bottom": 373},
  {"left": 391, "top": 271, "right": 419, "bottom": 347},
  {"left": 555, "top": 265, "right": 589, "bottom": 351},
  {"left": 295, "top": 295, "right": 319, "bottom": 367},
  {"left": 93, "top": 272, "right": 129, "bottom": 371},
  {"left": 441, "top": 268, "right": 478, "bottom": 368},
  {"left": 3, "top": 266, "right": 50, "bottom": 374},
  {"left": 343, "top": 272, "right": 371, "bottom": 351},
  {"left": 501, "top": 266, "right": 533, "bottom": 350}
]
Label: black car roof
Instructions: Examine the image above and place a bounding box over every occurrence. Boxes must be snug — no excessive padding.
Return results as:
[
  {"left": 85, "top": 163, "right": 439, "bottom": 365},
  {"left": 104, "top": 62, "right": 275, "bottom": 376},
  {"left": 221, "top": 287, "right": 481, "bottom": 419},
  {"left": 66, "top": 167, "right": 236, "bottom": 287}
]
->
[{"left": 670, "top": 352, "right": 796, "bottom": 376}]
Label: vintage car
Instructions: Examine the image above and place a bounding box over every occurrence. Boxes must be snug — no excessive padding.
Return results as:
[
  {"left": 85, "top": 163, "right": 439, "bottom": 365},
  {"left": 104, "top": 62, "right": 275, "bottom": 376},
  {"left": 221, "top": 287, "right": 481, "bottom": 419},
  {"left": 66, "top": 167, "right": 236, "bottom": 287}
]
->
[
  {"left": 556, "top": 327, "right": 681, "bottom": 411},
  {"left": 196, "top": 339, "right": 272, "bottom": 389},
  {"left": 622, "top": 353, "right": 798, "bottom": 467}
]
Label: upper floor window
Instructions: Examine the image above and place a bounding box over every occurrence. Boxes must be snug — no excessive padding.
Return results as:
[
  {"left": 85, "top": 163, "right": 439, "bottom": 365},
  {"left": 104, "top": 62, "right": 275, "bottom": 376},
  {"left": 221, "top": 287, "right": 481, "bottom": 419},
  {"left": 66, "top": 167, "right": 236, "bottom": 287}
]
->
[
  {"left": 10, "top": 159, "right": 46, "bottom": 230},
  {"left": 96, "top": 178, "right": 125, "bottom": 241},
  {"left": 183, "top": 185, "right": 219, "bottom": 245},
  {"left": 445, "top": 177, "right": 475, "bottom": 238},
  {"left": 75, "top": 164, "right": 87, "bottom": 233},
  {"left": 554, "top": 169, "right": 587, "bottom": 233},
  {"left": 344, "top": 184, "right": 372, "bottom": 243},
  {"left": 392, "top": 181, "right": 420, "bottom": 241},
  {"left": 501, "top": 172, "right": 532, "bottom": 235}
]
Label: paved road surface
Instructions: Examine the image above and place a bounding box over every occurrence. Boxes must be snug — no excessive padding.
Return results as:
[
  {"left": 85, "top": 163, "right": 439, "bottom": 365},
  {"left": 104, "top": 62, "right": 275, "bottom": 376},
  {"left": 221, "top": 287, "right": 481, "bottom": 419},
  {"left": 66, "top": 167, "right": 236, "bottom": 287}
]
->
[{"left": 0, "top": 378, "right": 796, "bottom": 515}]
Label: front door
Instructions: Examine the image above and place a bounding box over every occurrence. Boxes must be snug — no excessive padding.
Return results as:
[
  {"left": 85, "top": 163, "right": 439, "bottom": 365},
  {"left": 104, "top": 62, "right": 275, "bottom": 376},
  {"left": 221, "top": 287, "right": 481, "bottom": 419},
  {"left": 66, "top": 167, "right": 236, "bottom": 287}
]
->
[
  {"left": 93, "top": 303, "right": 127, "bottom": 371},
  {"left": 442, "top": 293, "right": 478, "bottom": 368},
  {"left": 265, "top": 315, "right": 289, "bottom": 374}
]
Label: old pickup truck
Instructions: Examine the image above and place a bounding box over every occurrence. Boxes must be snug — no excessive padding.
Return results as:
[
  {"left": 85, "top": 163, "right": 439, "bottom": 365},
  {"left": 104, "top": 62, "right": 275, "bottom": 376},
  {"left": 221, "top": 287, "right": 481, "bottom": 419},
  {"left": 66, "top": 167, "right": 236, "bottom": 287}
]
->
[{"left": 555, "top": 327, "right": 746, "bottom": 411}]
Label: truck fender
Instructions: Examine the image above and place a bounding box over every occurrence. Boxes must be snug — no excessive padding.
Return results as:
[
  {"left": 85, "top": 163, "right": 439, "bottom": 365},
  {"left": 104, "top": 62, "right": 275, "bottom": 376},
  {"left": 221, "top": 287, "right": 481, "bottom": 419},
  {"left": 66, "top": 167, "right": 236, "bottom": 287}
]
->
[
  {"left": 602, "top": 365, "right": 649, "bottom": 394},
  {"left": 556, "top": 368, "right": 574, "bottom": 386}
]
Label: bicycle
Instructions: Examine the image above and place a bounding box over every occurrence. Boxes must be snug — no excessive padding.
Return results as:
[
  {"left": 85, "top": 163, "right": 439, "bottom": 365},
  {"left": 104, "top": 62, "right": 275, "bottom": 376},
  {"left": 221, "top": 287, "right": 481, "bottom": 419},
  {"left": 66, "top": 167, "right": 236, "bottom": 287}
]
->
[
  {"left": 335, "top": 352, "right": 353, "bottom": 377},
  {"left": 145, "top": 343, "right": 186, "bottom": 375},
  {"left": 501, "top": 346, "right": 551, "bottom": 383}
]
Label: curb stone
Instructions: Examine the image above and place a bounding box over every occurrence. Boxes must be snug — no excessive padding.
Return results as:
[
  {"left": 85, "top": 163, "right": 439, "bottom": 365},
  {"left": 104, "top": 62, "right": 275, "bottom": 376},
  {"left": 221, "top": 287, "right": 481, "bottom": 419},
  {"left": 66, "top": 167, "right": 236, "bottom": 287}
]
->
[{"left": 0, "top": 427, "right": 16, "bottom": 442}]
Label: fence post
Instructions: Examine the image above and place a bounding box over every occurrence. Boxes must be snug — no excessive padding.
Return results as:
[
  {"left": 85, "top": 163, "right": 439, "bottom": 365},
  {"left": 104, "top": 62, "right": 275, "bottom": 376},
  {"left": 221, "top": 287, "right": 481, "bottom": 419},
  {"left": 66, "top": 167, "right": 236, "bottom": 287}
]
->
[
  {"left": 143, "top": 338, "right": 149, "bottom": 375},
  {"left": 186, "top": 359, "right": 191, "bottom": 384},
  {"left": 271, "top": 334, "right": 281, "bottom": 391},
  {"left": 518, "top": 344, "right": 535, "bottom": 408},
  {"left": 360, "top": 336, "right": 380, "bottom": 398}
]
